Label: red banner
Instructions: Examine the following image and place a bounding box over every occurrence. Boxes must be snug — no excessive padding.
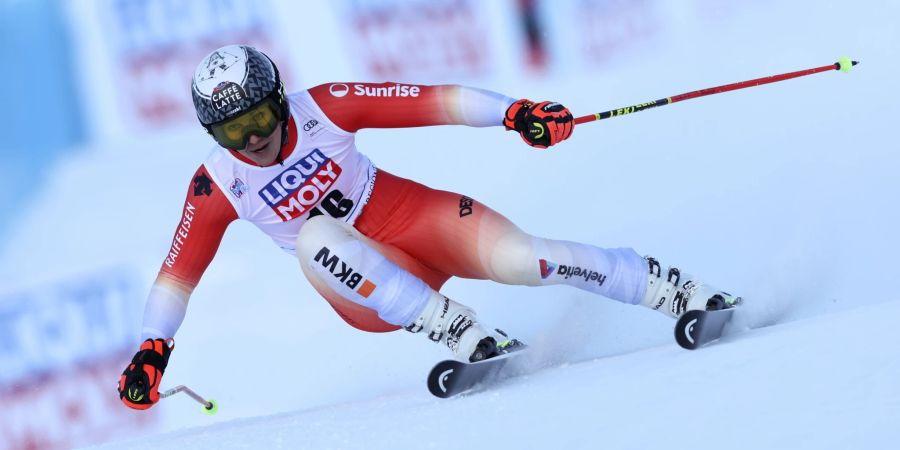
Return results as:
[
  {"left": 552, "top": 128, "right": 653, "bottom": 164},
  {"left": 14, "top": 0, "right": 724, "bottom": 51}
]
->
[
  {"left": 340, "top": 0, "right": 492, "bottom": 81},
  {"left": 0, "top": 354, "right": 156, "bottom": 450},
  {"left": 101, "top": 0, "right": 294, "bottom": 130}
]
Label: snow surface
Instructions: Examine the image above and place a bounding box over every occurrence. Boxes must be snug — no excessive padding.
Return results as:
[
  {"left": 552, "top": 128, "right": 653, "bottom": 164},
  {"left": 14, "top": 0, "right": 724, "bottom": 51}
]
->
[
  {"left": 88, "top": 300, "right": 900, "bottom": 450},
  {"left": 1, "top": 0, "right": 898, "bottom": 449}
]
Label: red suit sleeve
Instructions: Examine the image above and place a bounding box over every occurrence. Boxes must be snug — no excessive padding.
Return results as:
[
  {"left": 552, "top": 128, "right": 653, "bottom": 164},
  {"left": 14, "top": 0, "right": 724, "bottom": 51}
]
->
[
  {"left": 308, "top": 82, "right": 515, "bottom": 132},
  {"left": 157, "top": 165, "right": 238, "bottom": 290}
]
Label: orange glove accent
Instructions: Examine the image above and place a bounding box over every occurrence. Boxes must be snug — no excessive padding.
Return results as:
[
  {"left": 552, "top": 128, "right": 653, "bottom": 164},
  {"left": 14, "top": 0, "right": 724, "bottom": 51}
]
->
[
  {"left": 118, "top": 338, "right": 174, "bottom": 410},
  {"left": 504, "top": 99, "right": 574, "bottom": 149}
]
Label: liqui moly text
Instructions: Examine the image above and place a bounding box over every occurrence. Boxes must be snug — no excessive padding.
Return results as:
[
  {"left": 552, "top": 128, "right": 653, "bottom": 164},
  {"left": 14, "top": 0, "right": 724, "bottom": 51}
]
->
[{"left": 259, "top": 149, "right": 342, "bottom": 221}]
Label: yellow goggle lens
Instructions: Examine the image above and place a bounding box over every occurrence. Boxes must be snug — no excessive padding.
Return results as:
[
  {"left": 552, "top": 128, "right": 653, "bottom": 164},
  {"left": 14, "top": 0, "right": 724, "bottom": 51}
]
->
[{"left": 209, "top": 99, "right": 280, "bottom": 150}]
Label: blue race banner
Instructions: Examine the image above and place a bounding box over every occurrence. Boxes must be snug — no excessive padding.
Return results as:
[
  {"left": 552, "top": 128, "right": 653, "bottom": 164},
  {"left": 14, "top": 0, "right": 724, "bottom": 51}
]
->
[{"left": 0, "top": 267, "right": 153, "bottom": 450}]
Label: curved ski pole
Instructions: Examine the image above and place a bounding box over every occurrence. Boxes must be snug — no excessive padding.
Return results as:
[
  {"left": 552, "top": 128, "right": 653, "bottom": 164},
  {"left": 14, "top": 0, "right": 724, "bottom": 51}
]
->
[
  {"left": 574, "top": 57, "right": 858, "bottom": 125},
  {"left": 160, "top": 385, "right": 219, "bottom": 416}
]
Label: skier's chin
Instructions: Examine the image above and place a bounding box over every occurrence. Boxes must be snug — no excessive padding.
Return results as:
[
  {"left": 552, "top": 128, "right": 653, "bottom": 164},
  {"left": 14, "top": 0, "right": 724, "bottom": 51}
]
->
[
  {"left": 242, "top": 130, "right": 282, "bottom": 165},
  {"left": 261, "top": 123, "right": 284, "bottom": 164},
  {"left": 246, "top": 142, "right": 277, "bottom": 165}
]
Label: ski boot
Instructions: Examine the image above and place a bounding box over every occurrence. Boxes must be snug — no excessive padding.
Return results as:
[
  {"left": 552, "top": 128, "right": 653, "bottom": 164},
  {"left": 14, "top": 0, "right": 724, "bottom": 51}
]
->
[
  {"left": 639, "top": 256, "right": 742, "bottom": 319},
  {"left": 406, "top": 294, "right": 502, "bottom": 362}
]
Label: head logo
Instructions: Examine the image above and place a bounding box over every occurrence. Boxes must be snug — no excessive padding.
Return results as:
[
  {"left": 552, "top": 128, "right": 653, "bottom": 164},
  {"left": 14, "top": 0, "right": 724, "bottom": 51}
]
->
[
  {"left": 654, "top": 296, "right": 666, "bottom": 310},
  {"left": 329, "top": 83, "right": 349, "bottom": 97},
  {"left": 539, "top": 259, "right": 557, "bottom": 279}
]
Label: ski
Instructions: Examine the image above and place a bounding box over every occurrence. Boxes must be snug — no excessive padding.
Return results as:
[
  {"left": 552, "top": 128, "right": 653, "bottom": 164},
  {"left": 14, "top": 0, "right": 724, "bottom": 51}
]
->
[
  {"left": 427, "top": 343, "right": 528, "bottom": 398},
  {"left": 674, "top": 307, "right": 737, "bottom": 349}
]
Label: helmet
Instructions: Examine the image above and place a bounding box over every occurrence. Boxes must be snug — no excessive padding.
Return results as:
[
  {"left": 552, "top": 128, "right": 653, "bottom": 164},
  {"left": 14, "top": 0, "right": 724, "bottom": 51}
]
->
[{"left": 191, "top": 45, "right": 289, "bottom": 148}]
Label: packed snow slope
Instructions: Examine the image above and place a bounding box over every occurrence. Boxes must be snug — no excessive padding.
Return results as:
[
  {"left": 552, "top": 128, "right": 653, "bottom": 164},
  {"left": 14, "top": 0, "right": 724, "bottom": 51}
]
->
[{"left": 91, "top": 300, "right": 900, "bottom": 450}]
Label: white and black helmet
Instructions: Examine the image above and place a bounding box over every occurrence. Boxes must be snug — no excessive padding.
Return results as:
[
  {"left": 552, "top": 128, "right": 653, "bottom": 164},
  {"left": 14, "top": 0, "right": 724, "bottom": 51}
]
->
[{"left": 190, "top": 44, "right": 289, "bottom": 130}]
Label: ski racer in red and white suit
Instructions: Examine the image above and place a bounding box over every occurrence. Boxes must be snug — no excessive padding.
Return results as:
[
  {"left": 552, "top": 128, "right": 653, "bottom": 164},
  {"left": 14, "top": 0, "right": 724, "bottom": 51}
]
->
[
  {"left": 119, "top": 45, "right": 736, "bottom": 410},
  {"left": 145, "top": 82, "right": 651, "bottom": 336}
]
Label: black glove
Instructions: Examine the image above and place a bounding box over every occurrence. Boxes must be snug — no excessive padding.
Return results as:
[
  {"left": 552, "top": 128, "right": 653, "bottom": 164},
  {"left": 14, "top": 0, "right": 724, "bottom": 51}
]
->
[
  {"left": 504, "top": 99, "right": 574, "bottom": 148},
  {"left": 118, "top": 338, "right": 173, "bottom": 410}
]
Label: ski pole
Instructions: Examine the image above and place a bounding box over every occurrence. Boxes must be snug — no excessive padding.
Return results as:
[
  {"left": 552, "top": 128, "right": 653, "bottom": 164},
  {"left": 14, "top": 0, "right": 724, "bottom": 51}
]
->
[
  {"left": 573, "top": 57, "right": 858, "bottom": 125},
  {"left": 160, "top": 385, "right": 219, "bottom": 416}
]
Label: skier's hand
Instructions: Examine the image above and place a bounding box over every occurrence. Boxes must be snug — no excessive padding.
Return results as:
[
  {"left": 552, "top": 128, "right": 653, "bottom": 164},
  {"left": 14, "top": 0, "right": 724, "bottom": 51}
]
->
[
  {"left": 504, "top": 99, "right": 574, "bottom": 149},
  {"left": 118, "top": 338, "right": 174, "bottom": 410}
]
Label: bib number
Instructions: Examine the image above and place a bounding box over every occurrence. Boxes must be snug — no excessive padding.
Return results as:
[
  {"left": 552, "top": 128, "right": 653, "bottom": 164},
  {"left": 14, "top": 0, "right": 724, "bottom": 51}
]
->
[{"left": 308, "top": 190, "right": 354, "bottom": 220}]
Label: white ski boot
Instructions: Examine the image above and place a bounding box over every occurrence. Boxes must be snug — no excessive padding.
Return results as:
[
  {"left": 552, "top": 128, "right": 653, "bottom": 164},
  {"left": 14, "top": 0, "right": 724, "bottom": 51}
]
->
[
  {"left": 639, "top": 257, "right": 741, "bottom": 319},
  {"left": 406, "top": 293, "right": 499, "bottom": 362}
]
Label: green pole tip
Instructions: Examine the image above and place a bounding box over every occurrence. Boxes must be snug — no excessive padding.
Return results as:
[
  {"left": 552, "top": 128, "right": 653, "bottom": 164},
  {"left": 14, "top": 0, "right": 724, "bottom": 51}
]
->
[
  {"left": 203, "top": 399, "right": 219, "bottom": 416},
  {"left": 837, "top": 56, "right": 854, "bottom": 73}
]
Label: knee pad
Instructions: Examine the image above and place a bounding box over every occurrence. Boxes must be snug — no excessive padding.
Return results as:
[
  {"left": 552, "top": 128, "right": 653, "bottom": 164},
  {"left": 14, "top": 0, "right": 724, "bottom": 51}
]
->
[
  {"left": 295, "top": 216, "right": 432, "bottom": 326},
  {"left": 295, "top": 215, "right": 353, "bottom": 261}
]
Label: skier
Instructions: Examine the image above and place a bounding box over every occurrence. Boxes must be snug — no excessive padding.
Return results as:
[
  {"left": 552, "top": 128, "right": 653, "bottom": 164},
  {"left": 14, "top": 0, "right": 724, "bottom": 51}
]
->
[{"left": 118, "top": 45, "right": 740, "bottom": 409}]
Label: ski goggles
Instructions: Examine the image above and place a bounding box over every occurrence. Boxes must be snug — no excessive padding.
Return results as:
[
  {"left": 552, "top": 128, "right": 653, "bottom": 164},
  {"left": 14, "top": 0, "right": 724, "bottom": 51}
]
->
[{"left": 207, "top": 98, "right": 282, "bottom": 150}]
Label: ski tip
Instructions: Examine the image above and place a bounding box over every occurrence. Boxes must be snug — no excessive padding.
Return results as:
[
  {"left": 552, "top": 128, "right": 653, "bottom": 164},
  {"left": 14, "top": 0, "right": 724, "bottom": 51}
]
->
[
  {"left": 674, "top": 310, "right": 705, "bottom": 350},
  {"left": 837, "top": 56, "right": 857, "bottom": 73},
  {"left": 427, "top": 360, "right": 461, "bottom": 398}
]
